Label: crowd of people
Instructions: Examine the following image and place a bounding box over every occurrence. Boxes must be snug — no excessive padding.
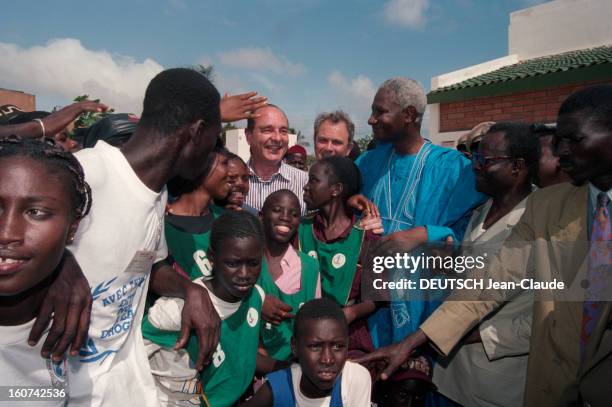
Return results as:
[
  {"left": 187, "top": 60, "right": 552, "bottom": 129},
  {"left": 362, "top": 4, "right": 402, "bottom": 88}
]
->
[{"left": 0, "top": 67, "right": 610, "bottom": 407}]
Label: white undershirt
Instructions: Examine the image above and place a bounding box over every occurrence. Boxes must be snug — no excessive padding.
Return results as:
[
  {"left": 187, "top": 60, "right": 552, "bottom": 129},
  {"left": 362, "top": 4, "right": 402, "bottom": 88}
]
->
[{"left": 289, "top": 361, "right": 371, "bottom": 407}]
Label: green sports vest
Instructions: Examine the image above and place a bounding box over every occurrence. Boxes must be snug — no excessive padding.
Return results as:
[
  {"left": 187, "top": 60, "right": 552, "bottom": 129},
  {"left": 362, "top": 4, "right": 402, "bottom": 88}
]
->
[
  {"left": 142, "top": 285, "right": 263, "bottom": 407},
  {"left": 258, "top": 252, "right": 319, "bottom": 361},
  {"left": 164, "top": 205, "right": 225, "bottom": 280},
  {"left": 299, "top": 217, "right": 364, "bottom": 305}
]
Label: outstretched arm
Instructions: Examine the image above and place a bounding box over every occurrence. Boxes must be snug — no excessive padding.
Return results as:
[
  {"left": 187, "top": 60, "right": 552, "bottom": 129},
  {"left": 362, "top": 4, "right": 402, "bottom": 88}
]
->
[
  {"left": 149, "top": 260, "right": 221, "bottom": 371},
  {"left": 220, "top": 92, "right": 267, "bottom": 122},
  {"left": 0, "top": 101, "right": 107, "bottom": 138}
]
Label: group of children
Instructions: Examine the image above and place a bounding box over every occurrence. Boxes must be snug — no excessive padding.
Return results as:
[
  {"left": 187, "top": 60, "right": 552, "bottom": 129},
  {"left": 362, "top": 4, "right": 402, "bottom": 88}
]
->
[
  {"left": 138, "top": 147, "right": 379, "bottom": 406},
  {"left": 0, "top": 134, "right": 386, "bottom": 406}
]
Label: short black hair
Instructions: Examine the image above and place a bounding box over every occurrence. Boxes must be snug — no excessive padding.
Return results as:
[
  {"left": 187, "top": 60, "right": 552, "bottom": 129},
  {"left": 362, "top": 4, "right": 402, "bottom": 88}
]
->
[
  {"left": 246, "top": 104, "right": 287, "bottom": 131},
  {"left": 167, "top": 137, "right": 226, "bottom": 197},
  {"left": 529, "top": 122, "right": 556, "bottom": 138},
  {"left": 226, "top": 152, "right": 246, "bottom": 166},
  {"left": 139, "top": 68, "right": 221, "bottom": 135},
  {"left": 558, "top": 85, "right": 612, "bottom": 131},
  {"left": 294, "top": 298, "right": 348, "bottom": 339},
  {"left": 209, "top": 210, "right": 264, "bottom": 253},
  {"left": 261, "top": 189, "right": 300, "bottom": 212},
  {"left": 317, "top": 156, "right": 362, "bottom": 201},
  {"left": 0, "top": 136, "right": 91, "bottom": 219},
  {"left": 487, "top": 122, "right": 540, "bottom": 183}
]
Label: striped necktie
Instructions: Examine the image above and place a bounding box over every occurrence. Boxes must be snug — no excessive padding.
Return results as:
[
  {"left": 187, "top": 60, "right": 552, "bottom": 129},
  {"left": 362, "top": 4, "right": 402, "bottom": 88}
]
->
[{"left": 580, "top": 192, "right": 611, "bottom": 353}]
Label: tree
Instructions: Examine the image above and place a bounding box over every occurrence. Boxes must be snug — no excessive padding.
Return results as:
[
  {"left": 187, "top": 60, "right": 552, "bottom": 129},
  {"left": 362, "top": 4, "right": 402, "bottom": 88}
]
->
[
  {"left": 190, "top": 64, "right": 215, "bottom": 82},
  {"left": 355, "top": 134, "right": 374, "bottom": 151},
  {"left": 288, "top": 127, "right": 310, "bottom": 147},
  {"left": 72, "top": 95, "right": 114, "bottom": 128}
]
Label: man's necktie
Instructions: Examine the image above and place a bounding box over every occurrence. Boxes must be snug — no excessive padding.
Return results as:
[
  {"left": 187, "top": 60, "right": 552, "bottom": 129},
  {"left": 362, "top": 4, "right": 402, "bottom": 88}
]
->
[{"left": 580, "top": 192, "right": 611, "bottom": 353}]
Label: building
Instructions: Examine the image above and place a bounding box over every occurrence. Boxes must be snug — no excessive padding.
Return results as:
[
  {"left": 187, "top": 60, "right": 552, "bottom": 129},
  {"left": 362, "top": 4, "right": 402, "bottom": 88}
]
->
[
  {"left": 225, "top": 128, "right": 298, "bottom": 162},
  {"left": 427, "top": 0, "right": 612, "bottom": 146},
  {"left": 0, "top": 88, "right": 36, "bottom": 121}
]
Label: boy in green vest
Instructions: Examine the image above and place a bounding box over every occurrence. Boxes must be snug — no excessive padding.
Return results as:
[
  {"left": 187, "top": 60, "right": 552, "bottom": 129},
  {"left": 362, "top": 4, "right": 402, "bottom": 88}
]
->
[
  {"left": 258, "top": 190, "right": 321, "bottom": 361},
  {"left": 143, "top": 211, "right": 269, "bottom": 407}
]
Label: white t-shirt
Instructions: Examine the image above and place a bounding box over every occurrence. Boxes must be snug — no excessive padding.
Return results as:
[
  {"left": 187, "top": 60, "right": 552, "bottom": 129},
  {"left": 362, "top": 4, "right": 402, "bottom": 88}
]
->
[
  {"left": 0, "top": 320, "right": 67, "bottom": 406},
  {"left": 145, "top": 279, "right": 265, "bottom": 407},
  {"left": 289, "top": 361, "right": 371, "bottom": 407},
  {"left": 69, "top": 141, "right": 168, "bottom": 407}
]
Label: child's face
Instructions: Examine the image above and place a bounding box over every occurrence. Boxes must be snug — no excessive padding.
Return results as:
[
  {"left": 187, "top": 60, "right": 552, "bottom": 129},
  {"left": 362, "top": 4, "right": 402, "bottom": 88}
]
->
[
  {"left": 203, "top": 154, "right": 230, "bottom": 200},
  {"left": 303, "top": 162, "right": 336, "bottom": 211},
  {"left": 226, "top": 159, "right": 249, "bottom": 207},
  {"left": 293, "top": 318, "right": 348, "bottom": 397},
  {"left": 0, "top": 157, "right": 76, "bottom": 295},
  {"left": 209, "top": 236, "right": 262, "bottom": 302},
  {"left": 261, "top": 193, "right": 300, "bottom": 244}
]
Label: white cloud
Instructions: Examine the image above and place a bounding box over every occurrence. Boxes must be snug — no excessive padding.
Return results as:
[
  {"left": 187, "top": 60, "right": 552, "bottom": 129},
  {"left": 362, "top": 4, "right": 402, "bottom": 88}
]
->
[
  {"left": 328, "top": 71, "right": 376, "bottom": 102},
  {"left": 327, "top": 70, "right": 377, "bottom": 137},
  {"left": 383, "top": 0, "right": 429, "bottom": 29},
  {"left": 218, "top": 47, "right": 304, "bottom": 76},
  {"left": 0, "top": 38, "right": 164, "bottom": 114}
]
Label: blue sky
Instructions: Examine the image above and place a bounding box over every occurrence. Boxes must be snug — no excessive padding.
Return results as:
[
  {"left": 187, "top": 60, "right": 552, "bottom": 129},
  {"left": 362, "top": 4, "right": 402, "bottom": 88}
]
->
[{"left": 0, "top": 0, "right": 548, "bottom": 142}]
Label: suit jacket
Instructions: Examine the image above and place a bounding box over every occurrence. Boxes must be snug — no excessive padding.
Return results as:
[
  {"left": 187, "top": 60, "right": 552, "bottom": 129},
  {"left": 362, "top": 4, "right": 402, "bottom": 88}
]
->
[
  {"left": 433, "top": 197, "right": 533, "bottom": 407},
  {"left": 420, "top": 183, "right": 612, "bottom": 407}
]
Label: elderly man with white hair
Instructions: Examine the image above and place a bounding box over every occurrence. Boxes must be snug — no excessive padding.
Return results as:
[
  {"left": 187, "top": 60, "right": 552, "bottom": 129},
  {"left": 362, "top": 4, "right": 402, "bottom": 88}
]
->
[{"left": 355, "top": 77, "right": 485, "bottom": 349}]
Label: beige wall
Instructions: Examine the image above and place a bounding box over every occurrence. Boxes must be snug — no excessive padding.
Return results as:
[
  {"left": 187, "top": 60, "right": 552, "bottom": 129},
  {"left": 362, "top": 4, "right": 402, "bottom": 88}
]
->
[
  {"left": 509, "top": 0, "right": 612, "bottom": 60},
  {"left": 0, "top": 89, "right": 36, "bottom": 111}
]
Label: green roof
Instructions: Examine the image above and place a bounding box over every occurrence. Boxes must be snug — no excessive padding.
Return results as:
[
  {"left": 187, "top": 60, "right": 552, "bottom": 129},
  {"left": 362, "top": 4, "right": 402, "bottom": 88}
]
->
[{"left": 430, "top": 45, "right": 612, "bottom": 94}]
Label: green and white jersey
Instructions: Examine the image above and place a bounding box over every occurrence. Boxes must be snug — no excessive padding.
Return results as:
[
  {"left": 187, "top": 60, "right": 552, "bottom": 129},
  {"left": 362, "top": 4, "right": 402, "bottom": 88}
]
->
[
  {"left": 299, "top": 217, "right": 364, "bottom": 305},
  {"left": 165, "top": 205, "right": 225, "bottom": 280},
  {"left": 143, "top": 280, "right": 264, "bottom": 407},
  {"left": 257, "top": 253, "right": 319, "bottom": 361}
]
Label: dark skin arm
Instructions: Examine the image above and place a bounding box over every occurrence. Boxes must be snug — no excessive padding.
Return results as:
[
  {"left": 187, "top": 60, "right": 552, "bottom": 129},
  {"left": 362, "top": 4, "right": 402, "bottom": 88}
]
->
[
  {"left": 240, "top": 381, "right": 273, "bottom": 407},
  {"left": 220, "top": 92, "right": 267, "bottom": 122},
  {"left": 29, "top": 250, "right": 92, "bottom": 362},
  {"left": 149, "top": 260, "right": 221, "bottom": 371},
  {"left": 354, "top": 328, "right": 429, "bottom": 380},
  {"left": 343, "top": 300, "right": 377, "bottom": 324},
  {"left": 0, "top": 101, "right": 107, "bottom": 138},
  {"left": 255, "top": 353, "right": 291, "bottom": 376},
  {"left": 261, "top": 295, "right": 295, "bottom": 326}
]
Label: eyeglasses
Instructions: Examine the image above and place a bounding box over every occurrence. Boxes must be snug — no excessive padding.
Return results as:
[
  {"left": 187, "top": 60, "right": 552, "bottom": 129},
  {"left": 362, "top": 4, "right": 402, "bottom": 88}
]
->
[{"left": 471, "top": 152, "right": 512, "bottom": 168}]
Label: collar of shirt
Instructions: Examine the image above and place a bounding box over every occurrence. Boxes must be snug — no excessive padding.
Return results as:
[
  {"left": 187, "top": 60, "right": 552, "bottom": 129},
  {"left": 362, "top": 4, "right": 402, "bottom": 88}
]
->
[
  {"left": 312, "top": 213, "right": 357, "bottom": 243},
  {"left": 280, "top": 244, "right": 301, "bottom": 273},
  {"left": 247, "top": 159, "right": 291, "bottom": 183}
]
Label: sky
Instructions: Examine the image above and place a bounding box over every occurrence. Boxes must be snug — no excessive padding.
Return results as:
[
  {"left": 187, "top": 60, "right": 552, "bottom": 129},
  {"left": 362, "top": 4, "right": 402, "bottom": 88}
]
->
[{"left": 0, "top": 0, "right": 549, "bottom": 145}]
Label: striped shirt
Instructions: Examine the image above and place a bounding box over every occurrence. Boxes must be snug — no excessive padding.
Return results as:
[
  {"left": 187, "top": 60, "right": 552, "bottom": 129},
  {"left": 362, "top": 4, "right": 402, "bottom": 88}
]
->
[{"left": 245, "top": 159, "right": 308, "bottom": 214}]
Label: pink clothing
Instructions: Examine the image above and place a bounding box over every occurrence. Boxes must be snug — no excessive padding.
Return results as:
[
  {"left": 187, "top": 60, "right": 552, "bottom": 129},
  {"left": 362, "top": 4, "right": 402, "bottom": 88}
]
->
[{"left": 274, "top": 245, "right": 321, "bottom": 297}]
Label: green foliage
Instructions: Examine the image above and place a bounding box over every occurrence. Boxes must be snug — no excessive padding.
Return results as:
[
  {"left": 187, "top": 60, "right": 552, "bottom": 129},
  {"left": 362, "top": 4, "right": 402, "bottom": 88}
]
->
[
  {"left": 190, "top": 64, "right": 214, "bottom": 82},
  {"left": 288, "top": 127, "right": 310, "bottom": 147},
  {"left": 355, "top": 134, "right": 374, "bottom": 151},
  {"left": 72, "top": 95, "right": 114, "bottom": 128},
  {"left": 306, "top": 155, "right": 317, "bottom": 167}
]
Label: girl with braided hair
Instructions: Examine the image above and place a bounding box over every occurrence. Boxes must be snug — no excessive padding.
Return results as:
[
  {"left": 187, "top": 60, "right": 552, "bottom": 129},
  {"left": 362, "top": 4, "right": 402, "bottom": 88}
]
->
[{"left": 0, "top": 136, "right": 92, "bottom": 404}]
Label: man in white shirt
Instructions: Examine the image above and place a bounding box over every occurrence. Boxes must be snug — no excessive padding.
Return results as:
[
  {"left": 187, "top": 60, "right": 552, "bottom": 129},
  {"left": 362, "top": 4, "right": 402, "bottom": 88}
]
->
[{"left": 68, "top": 68, "right": 223, "bottom": 406}]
